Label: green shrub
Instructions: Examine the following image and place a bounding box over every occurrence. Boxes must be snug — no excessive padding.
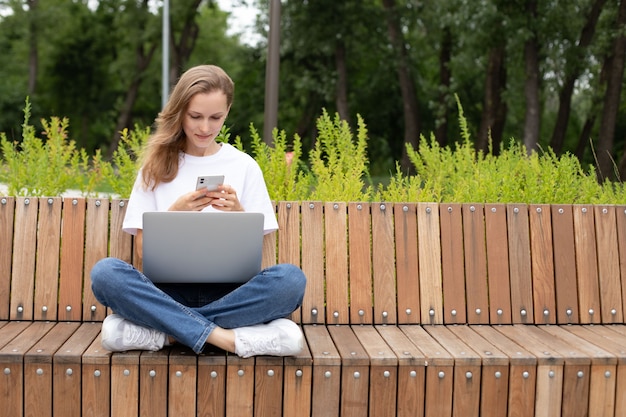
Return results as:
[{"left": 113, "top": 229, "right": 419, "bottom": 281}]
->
[{"left": 102, "top": 125, "right": 149, "bottom": 198}]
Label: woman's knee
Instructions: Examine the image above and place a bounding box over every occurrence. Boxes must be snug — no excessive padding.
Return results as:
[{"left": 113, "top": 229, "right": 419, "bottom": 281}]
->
[
  {"left": 90, "top": 257, "right": 127, "bottom": 294},
  {"left": 273, "top": 263, "right": 306, "bottom": 300}
]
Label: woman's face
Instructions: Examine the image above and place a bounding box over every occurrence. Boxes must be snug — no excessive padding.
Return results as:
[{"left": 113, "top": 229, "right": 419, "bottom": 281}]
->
[{"left": 182, "top": 91, "right": 230, "bottom": 156}]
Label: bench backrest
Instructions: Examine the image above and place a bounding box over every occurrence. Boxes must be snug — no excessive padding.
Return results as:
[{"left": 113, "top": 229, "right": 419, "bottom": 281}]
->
[{"left": 1, "top": 197, "right": 625, "bottom": 327}]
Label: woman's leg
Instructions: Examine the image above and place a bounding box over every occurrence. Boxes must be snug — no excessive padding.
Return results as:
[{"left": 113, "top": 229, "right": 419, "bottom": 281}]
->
[{"left": 91, "top": 257, "right": 215, "bottom": 353}]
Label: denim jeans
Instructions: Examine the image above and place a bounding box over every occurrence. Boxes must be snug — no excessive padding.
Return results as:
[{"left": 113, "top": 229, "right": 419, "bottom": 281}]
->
[{"left": 91, "top": 257, "right": 306, "bottom": 353}]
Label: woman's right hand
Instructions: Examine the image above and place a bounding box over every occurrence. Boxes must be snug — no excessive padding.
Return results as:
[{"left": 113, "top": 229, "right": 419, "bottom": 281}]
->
[{"left": 168, "top": 190, "right": 215, "bottom": 211}]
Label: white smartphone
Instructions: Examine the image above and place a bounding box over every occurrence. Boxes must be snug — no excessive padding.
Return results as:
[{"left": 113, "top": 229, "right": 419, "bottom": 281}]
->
[{"left": 196, "top": 175, "right": 224, "bottom": 191}]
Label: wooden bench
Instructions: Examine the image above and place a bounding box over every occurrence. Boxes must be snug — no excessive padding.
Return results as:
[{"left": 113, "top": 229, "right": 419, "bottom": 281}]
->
[{"left": 1, "top": 196, "right": 625, "bottom": 417}]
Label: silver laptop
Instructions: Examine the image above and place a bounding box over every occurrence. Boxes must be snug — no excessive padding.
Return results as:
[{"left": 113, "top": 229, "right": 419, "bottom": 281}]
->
[{"left": 142, "top": 211, "right": 264, "bottom": 283}]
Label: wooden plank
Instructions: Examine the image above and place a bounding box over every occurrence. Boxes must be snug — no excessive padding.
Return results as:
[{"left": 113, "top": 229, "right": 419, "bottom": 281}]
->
[
  {"left": 278, "top": 202, "right": 300, "bottom": 322},
  {"left": 59, "top": 197, "right": 86, "bottom": 321},
  {"left": 10, "top": 196, "right": 39, "bottom": 320},
  {"left": 449, "top": 325, "right": 510, "bottom": 417},
  {"left": 485, "top": 204, "right": 512, "bottom": 324},
  {"left": 300, "top": 202, "right": 324, "bottom": 324},
  {"left": 372, "top": 203, "right": 397, "bottom": 324},
  {"left": 507, "top": 204, "right": 534, "bottom": 323},
  {"left": 139, "top": 349, "right": 169, "bottom": 417},
  {"left": 0, "top": 197, "right": 14, "bottom": 320},
  {"left": 401, "top": 325, "right": 454, "bottom": 417},
  {"left": 324, "top": 202, "right": 349, "bottom": 324},
  {"left": 462, "top": 204, "right": 489, "bottom": 324},
  {"left": 111, "top": 351, "right": 141, "bottom": 417},
  {"left": 529, "top": 204, "right": 557, "bottom": 324},
  {"left": 82, "top": 333, "right": 112, "bottom": 417},
  {"left": 394, "top": 203, "right": 421, "bottom": 324},
  {"left": 24, "top": 322, "right": 80, "bottom": 417},
  {"left": 440, "top": 203, "right": 466, "bottom": 324},
  {"left": 425, "top": 326, "right": 482, "bottom": 417},
  {"left": 376, "top": 325, "right": 426, "bottom": 417},
  {"left": 197, "top": 347, "right": 227, "bottom": 417},
  {"left": 551, "top": 205, "right": 579, "bottom": 323},
  {"left": 353, "top": 326, "right": 398, "bottom": 416},
  {"left": 82, "top": 198, "right": 109, "bottom": 321},
  {"left": 303, "top": 325, "right": 341, "bottom": 417},
  {"left": 226, "top": 355, "right": 255, "bottom": 417},
  {"left": 109, "top": 199, "right": 132, "bottom": 263},
  {"left": 254, "top": 356, "right": 284, "bottom": 417},
  {"left": 34, "top": 198, "right": 62, "bottom": 321},
  {"left": 327, "top": 326, "right": 370, "bottom": 417},
  {"left": 617, "top": 206, "right": 626, "bottom": 320},
  {"left": 0, "top": 322, "right": 54, "bottom": 417},
  {"left": 348, "top": 202, "right": 373, "bottom": 324},
  {"left": 417, "top": 203, "right": 443, "bottom": 324},
  {"left": 573, "top": 204, "right": 601, "bottom": 323},
  {"left": 54, "top": 322, "right": 102, "bottom": 417},
  {"left": 168, "top": 345, "right": 197, "bottom": 417},
  {"left": 594, "top": 205, "right": 623, "bottom": 322},
  {"left": 283, "top": 343, "right": 313, "bottom": 417}
]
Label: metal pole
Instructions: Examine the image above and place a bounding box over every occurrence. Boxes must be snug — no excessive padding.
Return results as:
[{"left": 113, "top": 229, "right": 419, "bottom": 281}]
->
[
  {"left": 162, "top": 0, "right": 170, "bottom": 109},
  {"left": 263, "top": 0, "right": 281, "bottom": 145}
]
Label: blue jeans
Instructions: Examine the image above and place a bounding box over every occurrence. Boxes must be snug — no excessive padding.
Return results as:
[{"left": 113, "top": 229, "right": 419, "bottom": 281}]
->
[{"left": 91, "top": 258, "right": 306, "bottom": 353}]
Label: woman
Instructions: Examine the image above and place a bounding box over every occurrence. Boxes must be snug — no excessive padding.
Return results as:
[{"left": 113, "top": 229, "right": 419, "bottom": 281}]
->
[{"left": 91, "top": 65, "right": 306, "bottom": 357}]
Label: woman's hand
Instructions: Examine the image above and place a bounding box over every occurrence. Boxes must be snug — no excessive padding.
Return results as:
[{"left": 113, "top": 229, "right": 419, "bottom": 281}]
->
[
  {"left": 206, "top": 184, "right": 244, "bottom": 211},
  {"left": 169, "top": 189, "right": 216, "bottom": 211}
]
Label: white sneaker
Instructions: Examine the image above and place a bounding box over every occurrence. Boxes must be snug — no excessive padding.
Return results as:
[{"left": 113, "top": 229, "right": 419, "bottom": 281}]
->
[
  {"left": 233, "top": 318, "right": 304, "bottom": 358},
  {"left": 101, "top": 314, "right": 166, "bottom": 352}
]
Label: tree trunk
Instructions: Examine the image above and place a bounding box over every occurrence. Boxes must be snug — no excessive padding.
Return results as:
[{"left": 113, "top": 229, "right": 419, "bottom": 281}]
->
[
  {"left": 523, "top": 0, "right": 540, "bottom": 153},
  {"left": 382, "top": 0, "right": 420, "bottom": 173},
  {"left": 477, "top": 45, "right": 507, "bottom": 153},
  {"left": 435, "top": 27, "right": 452, "bottom": 147},
  {"left": 598, "top": 0, "right": 626, "bottom": 181},
  {"left": 27, "top": 0, "right": 39, "bottom": 95},
  {"left": 549, "top": 0, "right": 607, "bottom": 153},
  {"left": 335, "top": 39, "right": 350, "bottom": 121},
  {"left": 170, "top": 0, "right": 202, "bottom": 86}
]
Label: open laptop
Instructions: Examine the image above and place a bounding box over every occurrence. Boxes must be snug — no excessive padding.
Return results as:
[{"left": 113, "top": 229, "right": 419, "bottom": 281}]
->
[{"left": 142, "top": 211, "right": 264, "bottom": 283}]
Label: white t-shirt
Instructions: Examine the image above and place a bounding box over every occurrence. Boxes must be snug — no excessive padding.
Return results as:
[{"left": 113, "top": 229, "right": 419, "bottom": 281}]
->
[{"left": 122, "top": 143, "right": 278, "bottom": 235}]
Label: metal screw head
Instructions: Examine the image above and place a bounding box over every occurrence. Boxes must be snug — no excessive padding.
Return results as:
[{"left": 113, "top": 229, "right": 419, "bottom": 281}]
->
[
  {"left": 577, "top": 371, "right": 584, "bottom": 378},
  {"left": 311, "top": 308, "right": 318, "bottom": 316},
  {"left": 94, "top": 370, "right": 101, "bottom": 377},
  {"left": 333, "top": 311, "right": 339, "bottom": 318},
  {"left": 210, "top": 371, "right": 218, "bottom": 378},
  {"left": 451, "top": 309, "right": 457, "bottom": 316},
  {"left": 383, "top": 371, "right": 390, "bottom": 378},
  {"left": 495, "top": 371, "right": 502, "bottom": 379},
  {"left": 237, "top": 370, "right": 244, "bottom": 377},
  {"left": 267, "top": 370, "right": 275, "bottom": 377},
  {"left": 37, "top": 368, "right": 44, "bottom": 376},
  {"left": 324, "top": 371, "right": 332, "bottom": 378},
  {"left": 149, "top": 370, "right": 156, "bottom": 378},
  {"left": 466, "top": 371, "right": 473, "bottom": 379},
  {"left": 438, "top": 371, "right": 445, "bottom": 379},
  {"left": 66, "top": 368, "right": 73, "bottom": 376},
  {"left": 176, "top": 371, "right": 183, "bottom": 377},
  {"left": 522, "top": 371, "right": 529, "bottom": 379},
  {"left": 296, "top": 370, "right": 303, "bottom": 377},
  {"left": 429, "top": 309, "right": 435, "bottom": 317}
]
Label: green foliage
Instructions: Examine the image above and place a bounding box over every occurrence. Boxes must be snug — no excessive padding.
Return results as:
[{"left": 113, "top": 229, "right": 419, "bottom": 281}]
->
[
  {"left": 308, "top": 109, "right": 372, "bottom": 201},
  {"left": 102, "top": 125, "right": 150, "bottom": 198}
]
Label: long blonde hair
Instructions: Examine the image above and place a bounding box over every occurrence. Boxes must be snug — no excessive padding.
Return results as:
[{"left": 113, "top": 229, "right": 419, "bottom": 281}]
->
[{"left": 140, "top": 65, "right": 234, "bottom": 190}]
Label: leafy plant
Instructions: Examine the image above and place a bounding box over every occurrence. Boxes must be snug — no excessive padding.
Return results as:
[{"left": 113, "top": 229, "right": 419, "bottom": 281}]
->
[{"left": 103, "top": 125, "right": 150, "bottom": 198}]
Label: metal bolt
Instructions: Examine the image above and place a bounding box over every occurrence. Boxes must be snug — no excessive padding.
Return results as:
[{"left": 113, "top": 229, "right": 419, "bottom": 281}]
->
[
  {"left": 311, "top": 308, "right": 318, "bottom": 316},
  {"left": 382, "top": 311, "right": 388, "bottom": 318},
  {"left": 405, "top": 308, "right": 412, "bottom": 315},
  {"left": 475, "top": 308, "right": 481, "bottom": 315},
  {"left": 4, "top": 368, "right": 10, "bottom": 375},
  {"left": 605, "top": 371, "right": 612, "bottom": 378},
  {"left": 611, "top": 309, "right": 617, "bottom": 316},
  {"left": 149, "top": 370, "right": 156, "bottom": 377},
  {"left": 429, "top": 309, "right": 435, "bottom": 317},
  {"left": 267, "top": 370, "right": 275, "bottom": 377},
  {"left": 497, "top": 309, "right": 503, "bottom": 316},
  {"left": 522, "top": 371, "right": 529, "bottom": 379},
  {"left": 333, "top": 311, "right": 339, "bottom": 318},
  {"left": 470, "top": 206, "right": 476, "bottom": 212},
  {"left": 72, "top": 199, "right": 78, "bottom": 206},
  {"left": 543, "top": 309, "right": 549, "bottom": 317},
  {"left": 237, "top": 370, "right": 244, "bottom": 377},
  {"left": 286, "top": 203, "right": 292, "bottom": 209},
  {"left": 589, "top": 309, "right": 594, "bottom": 316},
  {"left": 123, "top": 370, "right": 130, "bottom": 376},
  {"left": 66, "top": 305, "right": 72, "bottom": 312},
  {"left": 521, "top": 309, "right": 527, "bottom": 317},
  {"left": 119, "top": 201, "right": 125, "bottom": 207},
  {"left": 566, "top": 309, "right": 573, "bottom": 316},
  {"left": 211, "top": 371, "right": 218, "bottom": 378},
  {"left": 24, "top": 198, "right": 30, "bottom": 205},
  {"left": 309, "top": 203, "right": 315, "bottom": 209},
  {"left": 91, "top": 305, "right": 97, "bottom": 312},
  {"left": 466, "top": 372, "right": 473, "bottom": 379},
  {"left": 380, "top": 204, "right": 386, "bottom": 211},
  {"left": 36, "top": 369, "right": 44, "bottom": 376},
  {"left": 358, "top": 309, "right": 365, "bottom": 316},
  {"left": 95, "top": 200, "right": 101, "bottom": 207},
  {"left": 94, "top": 370, "right": 101, "bottom": 377},
  {"left": 438, "top": 371, "right": 445, "bottom": 379},
  {"left": 559, "top": 208, "right": 564, "bottom": 214},
  {"left": 403, "top": 206, "right": 409, "bottom": 212},
  {"left": 296, "top": 370, "right": 303, "bottom": 377},
  {"left": 17, "top": 306, "right": 24, "bottom": 313},
  {"left": 325, "top": 371, "right": 332, "bottom": 378},
  {"left": 383, "top": 371, "right": 390, "bottom": 378},
  {"left": 66, "top": 369, "right": 73, "bottom": 376},
  {"left": 176, "top": 371, "right": 182, "bottom": 377},
  {"left": 48, "top": 198, "right": 54, "bottom": 205},
  {"left": 42, "top": 306, "right": 48, "bottom": 312},
  {"left": 451, "top": 309, "right": 457, "bottom": 316},
  {"left": 495, "top": 371, "right": 502, "bottom": 379},
  {"left": 536, "top": 207, "right": 542, "bottom": 213},
  {"left": 333, "top": 204, "right": 339, "bottom": 210},
  {"left": 577, "top": 371, "right": 584, "bottom": 378},
  {"left": 514, "top": 207, "right": 519, "bottom": 214}
]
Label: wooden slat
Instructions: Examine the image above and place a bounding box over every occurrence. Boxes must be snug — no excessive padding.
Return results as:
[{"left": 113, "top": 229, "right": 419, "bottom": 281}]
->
[
  {"left": 59, "top": 197, "right": 86, "bottom": 321},
  {"left": 372, "top": 203, "right": 396, "bottom": 324},
  {"left": 54, "top": 322, "right": 102, "bottom": 417},
  {"left": 325, "top": 202, "right": 349, "bottom": 324},
  {"left": 485, "top": 204, "right": 512, "bottom": 324},
  {"left": 507, "top": 204, "right": 534, "bottom": 323},
  {"left": 111, "top": 351, "right": 141, "bottom": 417},
  {"left": 283, "top": 343, "right": 313, "bottom": 417},
  {"left": 139, "top": 349, "right": 169, "bottom": 417},
  {"left": 82, "top": 198, "right": 109, "bottom": 321},
  {"left": 529, "top": 204, "right": 557, "bottom": 324},
  {"left": 394, "top": 203, "right": 420, "bottom": 324},
  {"left": 304, "top": 325, "right": 341, "bottom": 417},
  {"left": 353, "top": 326, "right": 398, "bottom": 416},
  {"left": 551, "top": 205, "right": 579, "bottom": 323},
  {"left": 327, "top": 326, "right": 370, "bottom": 417},
  {"left": 376, "top": 325, "right": 426, "bottom": 417},
  {"left": 463, "top": 204, "right": 489, "bottom": 324},
  {"left": 254, "top": 356, "right": 284, "bottom": 417},
  {"left": 348, "top": 202, "right": 373, "bottom": 324},
  {"left": 617, "top": 206, "right": 626, "bottom": 320},
  {"left": 34, "top": 197, "right": 62, "bottom": 320},
  {"left": 226, "top": 355, "right": 255, "bottom": 417},
  {"left": 440, "top": 203, "right": 466, "bottom": 324},
  {"left": 425, "top": 326, "right": 482, "bottom": 417},
  {"left": 417, "top": 203, "right": 443, "bottom": 324},
  {"left": 300, "top": 202, "right": 324, "bottom": 324},
  {"left": 24, "top": 322, "right": 80, "bottom": 417},
  {"left": 197, "top": 347, "right": 227, "bottom": 417},
  {"left": 277, "top": 201, "right": 300, "bottom": 322},
  {"left": 82, "top": 334, "right": 112, "bottom": 417},
  {"left": 573, "top": 205, "right": 601, "bottom": 323},
  {"left": 168, "top": 345, "right": 197, "bottom": 417},
  {"left": 10, "top": 197, "right": 39, "bottom": 320},
  {"left": 109, "top": 199, "right": 132, "bottom": 263},
  {"left": 0, "top": 197, "right": 14, "bottom": 320},
  {"left": 594, "top": 205, "right": 623, "bottom": 322}
]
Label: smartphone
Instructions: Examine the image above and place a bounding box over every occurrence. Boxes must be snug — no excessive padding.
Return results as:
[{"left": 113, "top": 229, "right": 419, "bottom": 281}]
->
[{"left": 196, "top": 175, "right": 224, "bottom": 192}]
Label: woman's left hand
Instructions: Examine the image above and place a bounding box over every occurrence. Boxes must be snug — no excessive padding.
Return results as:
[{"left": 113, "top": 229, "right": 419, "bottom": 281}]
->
[{"left": 204, "top": 184, "right": 244, "bottom": 211}]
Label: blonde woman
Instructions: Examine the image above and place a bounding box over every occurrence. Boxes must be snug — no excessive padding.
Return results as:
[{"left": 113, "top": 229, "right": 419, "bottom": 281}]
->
[{"left": 91, "top": 65, "right": 305, "bottom": 357}]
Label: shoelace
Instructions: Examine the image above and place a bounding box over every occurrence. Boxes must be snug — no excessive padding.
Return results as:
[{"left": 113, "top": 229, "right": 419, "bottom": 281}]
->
[{"left": 124, "top": 325, "right": 162, "bottom": 349}]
